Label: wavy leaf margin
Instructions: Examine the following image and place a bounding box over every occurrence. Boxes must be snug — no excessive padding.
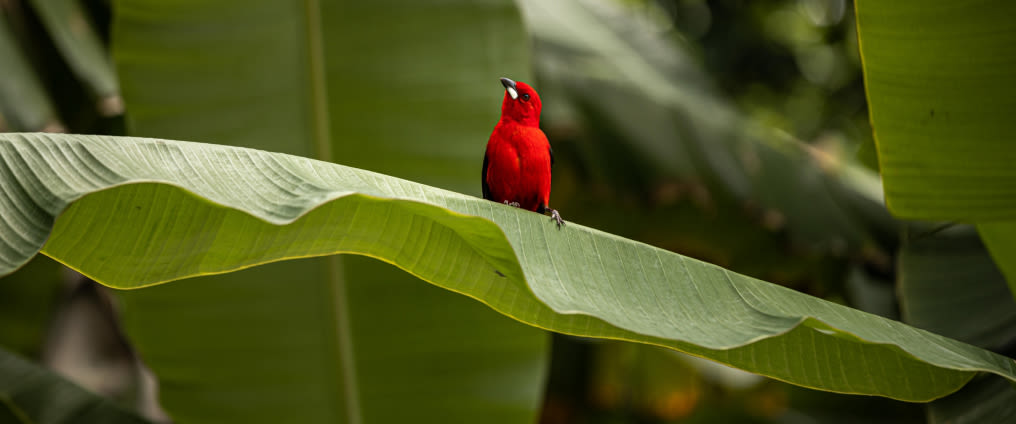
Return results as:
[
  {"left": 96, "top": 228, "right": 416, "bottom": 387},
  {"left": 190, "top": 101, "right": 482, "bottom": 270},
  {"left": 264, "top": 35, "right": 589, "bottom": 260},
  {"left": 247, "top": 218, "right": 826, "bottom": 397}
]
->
[{"left": 2, "top": 133, "right": 1014, "bottom": 401}]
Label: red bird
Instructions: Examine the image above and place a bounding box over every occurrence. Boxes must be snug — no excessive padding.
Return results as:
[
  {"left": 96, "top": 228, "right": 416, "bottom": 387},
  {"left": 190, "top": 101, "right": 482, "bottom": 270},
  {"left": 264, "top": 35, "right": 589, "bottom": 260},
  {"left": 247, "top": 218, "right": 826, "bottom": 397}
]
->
[{"left": 483, "top": 77, "right": 564, "bottom": 228}]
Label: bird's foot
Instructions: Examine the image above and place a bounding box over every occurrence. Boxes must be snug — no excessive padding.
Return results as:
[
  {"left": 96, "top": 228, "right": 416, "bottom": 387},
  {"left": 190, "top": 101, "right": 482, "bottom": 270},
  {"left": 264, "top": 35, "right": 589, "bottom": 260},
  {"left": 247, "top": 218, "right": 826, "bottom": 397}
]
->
[{"left": 548, "top": 208, "right": 564, "bottom": 229}]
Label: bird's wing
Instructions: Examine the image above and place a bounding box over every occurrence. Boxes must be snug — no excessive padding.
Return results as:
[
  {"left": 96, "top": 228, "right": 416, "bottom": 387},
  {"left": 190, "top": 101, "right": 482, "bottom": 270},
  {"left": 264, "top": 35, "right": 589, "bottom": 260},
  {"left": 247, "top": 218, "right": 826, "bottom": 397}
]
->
[{"left": 481, "top": 149, "right": 492, "bottom": 200}]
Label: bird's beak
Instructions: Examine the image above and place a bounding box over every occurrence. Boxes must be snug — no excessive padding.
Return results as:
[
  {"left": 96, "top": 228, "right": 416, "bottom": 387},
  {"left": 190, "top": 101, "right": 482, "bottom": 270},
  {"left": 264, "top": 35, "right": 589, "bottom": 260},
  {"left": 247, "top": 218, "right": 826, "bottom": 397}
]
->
[{"left": 500, "top": 77, "right": 518, "bottom": 100}]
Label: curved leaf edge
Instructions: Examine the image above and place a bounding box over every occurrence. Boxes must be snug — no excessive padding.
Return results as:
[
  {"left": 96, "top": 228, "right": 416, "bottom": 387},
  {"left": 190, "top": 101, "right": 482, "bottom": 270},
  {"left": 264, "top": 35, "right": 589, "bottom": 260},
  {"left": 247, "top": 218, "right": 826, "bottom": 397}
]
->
[
  {"left": 24, "top": 181, "right": 1013, "bottom": 402},
  {"left": 42, "top": 185, "right": 521, "bottom": 287},
  {"left": 3, "top": 133, "right": 1013, "bottom": 401}
]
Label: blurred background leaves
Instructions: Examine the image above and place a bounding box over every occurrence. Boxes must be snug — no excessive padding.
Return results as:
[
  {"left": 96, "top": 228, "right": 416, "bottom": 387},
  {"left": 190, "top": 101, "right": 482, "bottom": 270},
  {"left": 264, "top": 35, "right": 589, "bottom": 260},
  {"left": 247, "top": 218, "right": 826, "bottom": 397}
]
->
[{"left": 0, "top": 0, "right": 1013, "bottom": 422}]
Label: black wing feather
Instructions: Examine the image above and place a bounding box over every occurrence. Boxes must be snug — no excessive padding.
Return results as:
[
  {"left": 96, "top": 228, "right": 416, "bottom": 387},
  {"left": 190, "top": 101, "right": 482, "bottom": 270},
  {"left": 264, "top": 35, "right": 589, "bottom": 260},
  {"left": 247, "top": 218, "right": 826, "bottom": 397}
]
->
[{"left": 482, "top": 151, "right": 492, "bottom": 200}]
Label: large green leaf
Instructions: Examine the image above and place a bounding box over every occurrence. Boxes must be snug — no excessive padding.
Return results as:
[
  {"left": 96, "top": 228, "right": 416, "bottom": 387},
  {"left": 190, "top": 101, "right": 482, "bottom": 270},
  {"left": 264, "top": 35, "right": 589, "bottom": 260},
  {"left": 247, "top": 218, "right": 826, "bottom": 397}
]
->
[
  {"left": 855, "top": 0, "right": 1016, "bottom": 219},
  {"left": 111, "top": 0, "right": 545, "bottom": 422},
  {"left": 0, "top": 346, "right": 149, "bottom": 424},
  {"left": 899, "top": 226, "right": 1016, "bottom": 350},
  {"left": 871, "top": 0, "right": 1016, "bottom": 396},
  {"left": 898, "top": 225, "right": 1016, "bottom": 422},
  {"left": 856, "top": 1, "right": 1016, "bottom": 297},
  {"left": 3, "top": 133, "right": 1016, "bottom": 403}
]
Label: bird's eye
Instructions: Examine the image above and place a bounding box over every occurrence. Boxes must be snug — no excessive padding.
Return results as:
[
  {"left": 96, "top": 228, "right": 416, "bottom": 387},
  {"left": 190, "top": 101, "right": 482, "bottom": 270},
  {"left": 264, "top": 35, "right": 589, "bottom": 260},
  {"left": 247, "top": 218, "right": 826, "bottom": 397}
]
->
[{"left": 522, "top": 93, "right": 531, "bottom": 101}]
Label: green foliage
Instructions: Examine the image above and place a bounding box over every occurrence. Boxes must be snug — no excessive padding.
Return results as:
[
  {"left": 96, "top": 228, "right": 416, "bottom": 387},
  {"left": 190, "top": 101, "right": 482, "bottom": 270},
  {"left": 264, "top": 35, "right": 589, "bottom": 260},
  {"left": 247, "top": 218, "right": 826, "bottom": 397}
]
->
[
  {"left": 979, "top": 222, "right": 1016, "bottom": 300},
  {"left": 523, "top": 0, "right": 894, "bottom": 292},
  {"left": 109, "top": 0, "right": 547, "bottom": 422},
  {"left": 857, "top": 0, "right": 1016, "bottom": 420},
  {"left": 1, "top": 0, "right": 1015, "bottom": 422},
  {"left": 899, "top": 226, "right": 1016, "bottom": 350},
  {"left": 0, "top": 256, "right": 63, "bottom": 359},
  {"left": 0, "top": 0, "right": 119, "bottom": 133},
  {"left": 4, "top": 133, "right": 1016, "bottom": 405},
  {"left": 28, "top": 0, "right": 118, "bottom": 100},
  {"left": 0, "top": 13, "right": 56, "bottom": 131},
  {"left": 0, "top": 347, "right": 149, "bottom": 424},
  {"left": 857, "top": 0, "right": 1016, "bottom": 220}
]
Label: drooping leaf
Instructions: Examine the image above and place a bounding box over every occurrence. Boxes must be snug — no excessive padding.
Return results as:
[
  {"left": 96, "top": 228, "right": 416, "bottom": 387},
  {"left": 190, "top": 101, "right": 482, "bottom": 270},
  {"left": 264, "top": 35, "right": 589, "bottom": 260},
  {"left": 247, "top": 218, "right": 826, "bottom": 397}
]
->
[
  {"left": 0, "top": 12, "right": 58, "bottom": 131},
  {"left": 899, "top": 225, "right": 1016, "bottom": 350},
  {"left": 28, "top": 0, "right": 119, "bottom": 110},
  {"left": 897, "top": 224, "right": 1016, "bottom": 421},
  {"left": 0, "top": 346, "right": 150, "bottom": 424},
  {"left": 3, "top": 133, "right": 1015, "bottom": 402},
  {"left": 927, "top": 376, "right": 1016, "bottom": 424}
]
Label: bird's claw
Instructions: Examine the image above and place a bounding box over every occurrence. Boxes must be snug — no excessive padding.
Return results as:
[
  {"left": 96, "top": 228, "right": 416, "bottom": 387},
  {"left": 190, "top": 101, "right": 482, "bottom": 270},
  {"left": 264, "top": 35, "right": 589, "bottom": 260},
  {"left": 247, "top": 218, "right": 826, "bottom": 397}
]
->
[{"left": 549, "top": 208, "right": 564, "bottom": 229}]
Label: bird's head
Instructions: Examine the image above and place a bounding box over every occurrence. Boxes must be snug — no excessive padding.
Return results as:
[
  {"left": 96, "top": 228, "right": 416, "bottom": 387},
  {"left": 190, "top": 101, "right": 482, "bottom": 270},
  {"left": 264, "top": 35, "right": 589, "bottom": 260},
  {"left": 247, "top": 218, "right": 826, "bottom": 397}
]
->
[{"left": 499, "top": 77, "right": 542, "bottom": 126}]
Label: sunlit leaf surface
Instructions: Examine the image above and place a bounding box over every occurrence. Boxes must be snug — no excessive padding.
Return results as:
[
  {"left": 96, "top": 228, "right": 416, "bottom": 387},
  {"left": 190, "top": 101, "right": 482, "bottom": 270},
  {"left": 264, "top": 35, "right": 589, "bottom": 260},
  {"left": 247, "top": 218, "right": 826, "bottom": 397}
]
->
[{"left": 3, "top": 133, "right": 1015, "bottom": 403}]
